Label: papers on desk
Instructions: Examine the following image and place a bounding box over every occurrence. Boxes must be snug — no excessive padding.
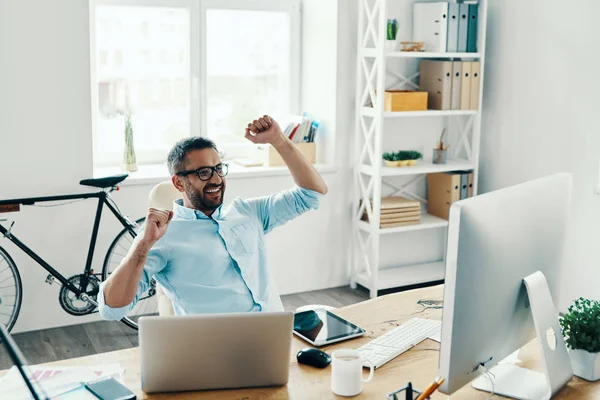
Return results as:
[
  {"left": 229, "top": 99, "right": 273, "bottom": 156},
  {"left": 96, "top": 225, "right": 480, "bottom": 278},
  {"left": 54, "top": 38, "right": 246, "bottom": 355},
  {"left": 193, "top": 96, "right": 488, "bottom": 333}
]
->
[{"left": 0, "top": 364, "right": 124, "bottom": 400}]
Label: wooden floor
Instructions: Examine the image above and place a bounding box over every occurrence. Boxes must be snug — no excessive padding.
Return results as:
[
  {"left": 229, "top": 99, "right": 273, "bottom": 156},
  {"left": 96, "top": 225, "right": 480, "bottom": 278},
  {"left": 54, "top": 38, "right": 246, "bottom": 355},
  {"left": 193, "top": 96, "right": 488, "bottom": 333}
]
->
[{"left": 0, "top": 285, "right": 370, "bottom": 370}]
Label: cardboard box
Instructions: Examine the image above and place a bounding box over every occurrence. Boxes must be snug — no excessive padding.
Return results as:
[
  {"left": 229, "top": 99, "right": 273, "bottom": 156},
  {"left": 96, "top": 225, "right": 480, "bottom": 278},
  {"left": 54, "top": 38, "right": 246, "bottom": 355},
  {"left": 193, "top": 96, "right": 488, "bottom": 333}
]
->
[
  {"left": 265, "top": 142, "right": 316, "bottom": 166},
  {"left": 384, "top": 90, "right": 428, "bottom": 111}
]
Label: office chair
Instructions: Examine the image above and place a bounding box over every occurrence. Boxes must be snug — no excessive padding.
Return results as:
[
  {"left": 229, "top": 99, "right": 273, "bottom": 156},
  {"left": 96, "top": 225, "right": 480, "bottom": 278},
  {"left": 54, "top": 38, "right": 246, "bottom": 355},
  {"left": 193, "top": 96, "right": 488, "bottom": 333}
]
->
[{"left": 148, "top": 180, "right": 180, "bottom": 316}]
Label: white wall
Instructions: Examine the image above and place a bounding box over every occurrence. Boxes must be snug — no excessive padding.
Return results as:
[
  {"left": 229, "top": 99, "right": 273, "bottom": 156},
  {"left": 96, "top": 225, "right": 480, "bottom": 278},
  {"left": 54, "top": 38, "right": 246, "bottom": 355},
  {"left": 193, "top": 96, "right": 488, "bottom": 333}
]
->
[
  {"left": 479, "top": 1, "right": 600, "bottom": 309},
  {"left": 0, "top": 0, "right": 354, "bottom": 333}
]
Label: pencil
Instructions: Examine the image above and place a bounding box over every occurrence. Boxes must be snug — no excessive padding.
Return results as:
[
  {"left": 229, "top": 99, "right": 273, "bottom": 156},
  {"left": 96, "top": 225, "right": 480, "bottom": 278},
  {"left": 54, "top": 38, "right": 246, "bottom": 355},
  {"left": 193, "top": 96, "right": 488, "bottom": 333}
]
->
[{"left": 415, "top": 376, "right": 445, "bottom": 400}]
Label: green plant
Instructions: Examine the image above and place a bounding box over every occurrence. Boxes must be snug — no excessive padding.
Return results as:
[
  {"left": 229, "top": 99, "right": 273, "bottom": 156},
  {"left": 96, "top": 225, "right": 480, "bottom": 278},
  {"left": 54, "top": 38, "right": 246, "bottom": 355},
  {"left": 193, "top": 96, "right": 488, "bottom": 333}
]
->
[
  {"left": 383, "top": 150, "right": 422, "bottom": 161},
  {"left": 559, "top": 297, "right": 600, "bottom": 353},
  {"left": 123, "top": 112, "right": 137, "bottom": 168},
  {"left": 396, "top": 150, "right": 422, "bottom": 161},
  {"left": 382, "top": 152, "right": 395, "bottom": 161},
  {"left": 386, "top": 19, "right": 398, "bottom": 40}
]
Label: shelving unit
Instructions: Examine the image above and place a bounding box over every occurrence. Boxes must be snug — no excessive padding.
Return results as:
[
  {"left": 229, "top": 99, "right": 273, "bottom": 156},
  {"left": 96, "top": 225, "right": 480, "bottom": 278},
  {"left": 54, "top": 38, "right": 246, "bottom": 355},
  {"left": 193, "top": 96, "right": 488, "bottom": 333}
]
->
[{"left": 351, "top": 0, "right": 488, "bottom": 298}]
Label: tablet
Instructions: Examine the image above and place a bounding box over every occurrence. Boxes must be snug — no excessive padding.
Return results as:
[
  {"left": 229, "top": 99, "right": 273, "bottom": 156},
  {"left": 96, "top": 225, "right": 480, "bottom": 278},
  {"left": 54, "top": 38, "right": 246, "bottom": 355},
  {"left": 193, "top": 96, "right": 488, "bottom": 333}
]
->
[{"left": 292, "top": 308, "right": 366, "bottom": 346}]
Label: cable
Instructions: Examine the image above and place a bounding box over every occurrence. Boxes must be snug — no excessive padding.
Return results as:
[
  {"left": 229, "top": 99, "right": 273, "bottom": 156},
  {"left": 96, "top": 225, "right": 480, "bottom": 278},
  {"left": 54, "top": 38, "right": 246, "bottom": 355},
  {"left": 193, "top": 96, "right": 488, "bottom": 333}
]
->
[
  {"left": 411, "top": 343, "right": 440, "bottom": 352},
  {"left": 27, "top": 199, "right": 85, "bottom": 208},
  {"left": 477, "top": 364, "right": 496, "bottom": 399}
]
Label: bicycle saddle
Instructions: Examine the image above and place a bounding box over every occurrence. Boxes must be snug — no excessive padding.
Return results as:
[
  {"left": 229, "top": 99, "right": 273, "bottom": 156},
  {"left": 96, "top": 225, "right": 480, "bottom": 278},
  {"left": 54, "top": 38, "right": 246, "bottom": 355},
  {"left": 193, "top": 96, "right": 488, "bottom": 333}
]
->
[{"left": 79, "top": 174, "right": 128, "bottom": 188}]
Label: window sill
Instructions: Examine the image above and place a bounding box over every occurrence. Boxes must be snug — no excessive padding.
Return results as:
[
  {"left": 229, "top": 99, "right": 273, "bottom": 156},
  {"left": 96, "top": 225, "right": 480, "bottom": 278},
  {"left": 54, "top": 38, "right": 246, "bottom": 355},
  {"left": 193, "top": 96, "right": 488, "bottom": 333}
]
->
[{"left": 94, "top": 163, "right": 338, "bottom": 186}]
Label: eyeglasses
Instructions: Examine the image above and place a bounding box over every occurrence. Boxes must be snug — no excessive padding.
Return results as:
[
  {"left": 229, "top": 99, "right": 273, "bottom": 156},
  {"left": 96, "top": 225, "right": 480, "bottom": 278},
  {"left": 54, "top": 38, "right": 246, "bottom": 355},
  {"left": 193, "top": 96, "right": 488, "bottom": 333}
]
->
[{"left": 175, "top": 163, "right": 229, "bottom": 181}]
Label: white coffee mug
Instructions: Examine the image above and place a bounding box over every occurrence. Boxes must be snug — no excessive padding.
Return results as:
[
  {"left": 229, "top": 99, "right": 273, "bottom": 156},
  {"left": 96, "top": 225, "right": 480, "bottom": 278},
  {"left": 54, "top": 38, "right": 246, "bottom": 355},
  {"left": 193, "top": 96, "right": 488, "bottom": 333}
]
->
[{"left": 331, "top": 349, "right": 374, "bottom": 397}]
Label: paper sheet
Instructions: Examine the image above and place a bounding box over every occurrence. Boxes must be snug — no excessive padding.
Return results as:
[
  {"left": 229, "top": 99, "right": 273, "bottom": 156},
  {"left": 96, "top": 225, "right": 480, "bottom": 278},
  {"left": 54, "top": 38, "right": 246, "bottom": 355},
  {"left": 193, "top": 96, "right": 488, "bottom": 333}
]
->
[{"left": 0, "top": 364, "right": 124, "bottom": 400}]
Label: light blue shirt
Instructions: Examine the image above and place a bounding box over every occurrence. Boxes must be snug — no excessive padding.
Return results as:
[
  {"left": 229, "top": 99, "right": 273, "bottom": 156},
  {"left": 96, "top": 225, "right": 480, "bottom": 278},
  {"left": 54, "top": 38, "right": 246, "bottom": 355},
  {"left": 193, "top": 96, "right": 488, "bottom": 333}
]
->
[{"left": 98, "top": 186, "right": 322, "bottom": 320}]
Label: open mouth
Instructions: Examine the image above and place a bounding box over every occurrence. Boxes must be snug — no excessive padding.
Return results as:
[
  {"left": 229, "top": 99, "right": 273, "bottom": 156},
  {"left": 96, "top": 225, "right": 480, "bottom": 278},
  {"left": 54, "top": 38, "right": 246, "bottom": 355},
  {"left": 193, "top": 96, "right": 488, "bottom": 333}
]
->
[{"left": 204, "top": 186, "right": 222, "bottom": 195}]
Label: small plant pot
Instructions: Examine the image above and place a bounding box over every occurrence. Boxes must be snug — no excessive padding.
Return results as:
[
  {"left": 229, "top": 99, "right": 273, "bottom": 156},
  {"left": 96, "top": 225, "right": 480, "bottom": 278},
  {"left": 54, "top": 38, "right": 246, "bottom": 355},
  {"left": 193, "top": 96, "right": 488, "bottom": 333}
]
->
[
  {"left": 568, "top": 348, "right": 600, "bottom": 381},
  {"left": 432, "top": 149, "right": 448, "bottom": 164},
  {"left": 384, "top": 160, "right": 399, "bottom": 167},
  {"left": 398, "top": 160, "right": 409, "bottom": 167},
  {"left": 406, "top": 159, "right": 418, "bottom": 166},
  {"left": 385, "top": 40, "right": 397, "bottom": 52}
]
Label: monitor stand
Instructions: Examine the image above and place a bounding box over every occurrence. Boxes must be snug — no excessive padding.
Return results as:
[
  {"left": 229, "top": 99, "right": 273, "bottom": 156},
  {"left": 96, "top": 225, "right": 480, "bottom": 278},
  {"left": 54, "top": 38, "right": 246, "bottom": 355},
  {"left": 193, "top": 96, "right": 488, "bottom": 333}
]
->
[{"left": 471, "top": 271, "right": 573, "bottom": 400}]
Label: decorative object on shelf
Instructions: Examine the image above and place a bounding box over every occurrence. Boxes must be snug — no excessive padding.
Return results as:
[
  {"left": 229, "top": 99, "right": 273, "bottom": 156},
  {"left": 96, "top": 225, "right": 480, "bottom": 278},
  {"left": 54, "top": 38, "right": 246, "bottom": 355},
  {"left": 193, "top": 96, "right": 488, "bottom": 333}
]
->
[
  {"left": 382, "top": 151, "right": 422, "bottom": 167},
  {"left": 560, "top": 297, "right": 600, "bottom": 381},
  {"left": 121, "top": 112, "right": 138, "bottom": 172},
  {"left": 432, "top": 128, "right": 450, "bottom": 164},
  {"left": 400, "top": 41, "right": 425, "bottom": 52},
  {"left": 384, "top": 90, "right": 428, "bottom": 112},
  {"left": 362, "top": 196, "right": 421, "bottom": 229},
  {"left": 386, "top": 19, "right": 399, "bottom": 51}
]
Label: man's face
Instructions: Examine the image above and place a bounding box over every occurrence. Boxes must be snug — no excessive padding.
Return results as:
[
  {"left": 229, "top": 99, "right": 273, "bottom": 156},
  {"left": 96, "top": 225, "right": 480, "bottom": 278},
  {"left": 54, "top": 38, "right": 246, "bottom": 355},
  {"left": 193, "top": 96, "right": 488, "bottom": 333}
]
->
[{"left": 173, "top": 148, "right": 226, "bottom": 213}]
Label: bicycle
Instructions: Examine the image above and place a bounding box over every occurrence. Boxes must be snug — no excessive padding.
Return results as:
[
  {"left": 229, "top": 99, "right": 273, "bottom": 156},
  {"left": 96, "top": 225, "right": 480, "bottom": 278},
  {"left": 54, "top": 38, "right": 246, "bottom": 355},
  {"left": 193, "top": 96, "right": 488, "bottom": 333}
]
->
[{"left": 0, "top": 174, "right": 157, "bottom": 333}]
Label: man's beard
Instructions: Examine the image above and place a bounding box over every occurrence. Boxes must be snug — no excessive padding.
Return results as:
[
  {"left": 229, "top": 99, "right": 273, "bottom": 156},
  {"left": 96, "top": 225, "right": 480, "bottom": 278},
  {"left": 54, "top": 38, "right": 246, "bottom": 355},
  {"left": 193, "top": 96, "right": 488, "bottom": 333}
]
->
[{"left": 184, "top": 182, "right": 225, "bottom": 212}]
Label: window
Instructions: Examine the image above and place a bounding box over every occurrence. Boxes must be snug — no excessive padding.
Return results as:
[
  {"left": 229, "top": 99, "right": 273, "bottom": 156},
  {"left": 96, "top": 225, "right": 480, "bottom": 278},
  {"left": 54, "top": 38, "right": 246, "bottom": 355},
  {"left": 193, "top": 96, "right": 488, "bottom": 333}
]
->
[{"left": 90, "top": 0, "right": 300, "bottom": 168}]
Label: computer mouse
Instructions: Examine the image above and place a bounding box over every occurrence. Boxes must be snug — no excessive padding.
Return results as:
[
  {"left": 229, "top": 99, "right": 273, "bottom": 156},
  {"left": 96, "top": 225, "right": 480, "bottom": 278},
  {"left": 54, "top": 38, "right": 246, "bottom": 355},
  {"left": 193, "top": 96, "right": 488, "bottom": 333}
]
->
[{"left": 296, "top": 347, "right": 331, "bottom": 368}]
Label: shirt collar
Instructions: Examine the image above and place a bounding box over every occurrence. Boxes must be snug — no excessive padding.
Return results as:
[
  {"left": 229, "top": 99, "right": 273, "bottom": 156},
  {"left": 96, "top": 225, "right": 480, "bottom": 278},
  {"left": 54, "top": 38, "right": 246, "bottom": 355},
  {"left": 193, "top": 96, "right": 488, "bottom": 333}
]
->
[{"left": 172, "top": 199, "right": 223, "bottom": 220}]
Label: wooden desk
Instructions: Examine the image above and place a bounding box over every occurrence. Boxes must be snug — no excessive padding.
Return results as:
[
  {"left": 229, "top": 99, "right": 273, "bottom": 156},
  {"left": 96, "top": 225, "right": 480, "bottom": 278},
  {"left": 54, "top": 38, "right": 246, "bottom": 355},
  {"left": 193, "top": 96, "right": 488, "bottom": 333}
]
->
[{"left": 3, "top": 285, "right": 599, "bottom": 399}]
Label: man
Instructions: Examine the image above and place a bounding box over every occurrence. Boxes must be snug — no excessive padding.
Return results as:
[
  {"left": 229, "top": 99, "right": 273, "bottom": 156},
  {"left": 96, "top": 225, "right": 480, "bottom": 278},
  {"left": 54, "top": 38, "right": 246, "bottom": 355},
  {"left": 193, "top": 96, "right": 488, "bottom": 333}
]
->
[{"left": 98, "top": 115, "right": 327, "bottom": 319}]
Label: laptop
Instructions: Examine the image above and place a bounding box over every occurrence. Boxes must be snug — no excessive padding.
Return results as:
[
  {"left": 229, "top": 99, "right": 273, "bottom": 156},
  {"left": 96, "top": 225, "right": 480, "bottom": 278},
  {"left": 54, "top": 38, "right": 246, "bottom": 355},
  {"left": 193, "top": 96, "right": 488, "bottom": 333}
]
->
[{"left": 139, "top": 312, "right": 294, "bottom": 393}]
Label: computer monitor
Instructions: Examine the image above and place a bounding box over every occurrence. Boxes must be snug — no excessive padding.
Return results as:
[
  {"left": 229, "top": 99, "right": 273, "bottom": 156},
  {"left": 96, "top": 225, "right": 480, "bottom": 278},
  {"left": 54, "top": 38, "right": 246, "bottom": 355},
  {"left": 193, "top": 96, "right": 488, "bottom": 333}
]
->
[{"left": 438, "top": 173, "right": 574, "bottom": 399}]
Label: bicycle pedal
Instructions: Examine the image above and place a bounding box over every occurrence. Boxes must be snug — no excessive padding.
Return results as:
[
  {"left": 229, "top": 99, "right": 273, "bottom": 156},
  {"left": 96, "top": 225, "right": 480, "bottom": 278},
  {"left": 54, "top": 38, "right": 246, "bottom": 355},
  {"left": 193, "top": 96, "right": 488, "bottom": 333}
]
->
[{"left": 45, "top": 275, "right": 56, "bottom": 285}]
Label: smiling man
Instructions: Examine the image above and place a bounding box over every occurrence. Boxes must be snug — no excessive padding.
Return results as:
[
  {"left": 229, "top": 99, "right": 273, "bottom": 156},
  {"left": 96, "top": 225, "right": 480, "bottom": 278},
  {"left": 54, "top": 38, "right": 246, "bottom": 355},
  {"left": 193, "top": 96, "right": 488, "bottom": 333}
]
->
[{"left": 98, "top": 115, "right": 327, "bottom": 319}]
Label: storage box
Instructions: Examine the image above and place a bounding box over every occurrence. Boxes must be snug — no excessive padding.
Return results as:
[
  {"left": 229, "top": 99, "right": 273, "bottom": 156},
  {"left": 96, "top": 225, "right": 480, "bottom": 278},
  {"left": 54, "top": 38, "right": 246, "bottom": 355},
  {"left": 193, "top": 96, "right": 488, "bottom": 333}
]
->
[
  {"left": 265, "top": 142, "right": 316, "bottom": 166},
  {"left": 384, "top": 90, "right": 428, "bottom": 111}
]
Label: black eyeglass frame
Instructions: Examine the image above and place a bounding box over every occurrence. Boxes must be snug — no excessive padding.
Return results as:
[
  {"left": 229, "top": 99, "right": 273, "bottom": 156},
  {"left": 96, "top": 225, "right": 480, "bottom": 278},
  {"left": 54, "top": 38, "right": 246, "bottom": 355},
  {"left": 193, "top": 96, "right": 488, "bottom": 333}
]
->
[{"left": 175, "top": 163, "right": 229, "bottom": 181}]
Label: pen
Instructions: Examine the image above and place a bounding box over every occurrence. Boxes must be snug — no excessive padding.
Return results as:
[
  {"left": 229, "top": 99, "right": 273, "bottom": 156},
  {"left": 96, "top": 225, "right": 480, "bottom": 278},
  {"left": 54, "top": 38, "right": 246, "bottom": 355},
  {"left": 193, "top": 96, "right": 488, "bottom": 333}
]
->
[{"left": 416, "top": 376, "right": 444, "bottom": 400}]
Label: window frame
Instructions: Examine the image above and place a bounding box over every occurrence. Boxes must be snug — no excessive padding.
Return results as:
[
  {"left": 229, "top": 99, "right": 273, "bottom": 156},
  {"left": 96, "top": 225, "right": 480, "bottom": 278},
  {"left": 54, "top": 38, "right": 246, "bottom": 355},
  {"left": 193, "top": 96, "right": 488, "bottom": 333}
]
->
[
  {"left": 89, "top": 0, "right": 301, "bottom": 168},
  {"left": 199, "top": 0, "right": 302, "bottom": 158}
]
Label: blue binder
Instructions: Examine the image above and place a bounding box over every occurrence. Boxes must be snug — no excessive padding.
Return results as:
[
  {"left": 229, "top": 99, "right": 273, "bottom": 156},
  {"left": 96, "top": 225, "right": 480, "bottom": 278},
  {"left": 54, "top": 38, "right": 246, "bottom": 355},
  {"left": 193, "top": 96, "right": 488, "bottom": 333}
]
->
[
  {"left": 467, "top": 3, "right": 479, "bottom": 52},
  {"left": 446, "top": 3, "right": 460, "bottom": 52},
  {"left": 457, "top": 3, "right": 469, "bottom": 52}
]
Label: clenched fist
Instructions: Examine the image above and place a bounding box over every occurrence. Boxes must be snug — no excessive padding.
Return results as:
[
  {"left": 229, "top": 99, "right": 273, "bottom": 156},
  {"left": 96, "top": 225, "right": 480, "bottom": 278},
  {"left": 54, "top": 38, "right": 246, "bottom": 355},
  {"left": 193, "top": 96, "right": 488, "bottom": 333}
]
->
[
  {"left": 244, "top": 115, "right": 284, "bottom": 145},
  {"left": 141, "top": 208, "right": 174, "bottom": 246}
]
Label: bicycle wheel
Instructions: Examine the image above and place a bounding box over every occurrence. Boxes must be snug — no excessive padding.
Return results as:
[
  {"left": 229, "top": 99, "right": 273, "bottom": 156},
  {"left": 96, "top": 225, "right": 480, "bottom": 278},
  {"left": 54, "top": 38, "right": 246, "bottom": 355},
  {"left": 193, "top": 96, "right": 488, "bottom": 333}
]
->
[
  {"left": 0, "top": 245, "right": 23, "bottom": 334},
  {"left": 102, "top": 217, "right": 158, "bottom": 330}
]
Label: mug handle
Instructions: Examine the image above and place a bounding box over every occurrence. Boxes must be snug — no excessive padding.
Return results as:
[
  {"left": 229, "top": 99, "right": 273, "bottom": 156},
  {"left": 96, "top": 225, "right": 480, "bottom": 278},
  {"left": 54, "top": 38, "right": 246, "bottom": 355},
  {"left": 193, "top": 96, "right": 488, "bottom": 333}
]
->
[{"left": 362, "top": 361, "right": 374, "bottom": 383}]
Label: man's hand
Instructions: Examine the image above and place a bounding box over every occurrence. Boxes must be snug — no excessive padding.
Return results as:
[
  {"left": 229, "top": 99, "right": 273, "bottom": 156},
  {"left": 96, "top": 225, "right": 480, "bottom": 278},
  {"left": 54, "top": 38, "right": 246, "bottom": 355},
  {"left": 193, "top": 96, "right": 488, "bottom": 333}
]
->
[
  {"left": 141, "top": 208, "right": 174, "bottom": 247},
  {"left": 245, "top": 115, "right": 285, "bottom": 146}
]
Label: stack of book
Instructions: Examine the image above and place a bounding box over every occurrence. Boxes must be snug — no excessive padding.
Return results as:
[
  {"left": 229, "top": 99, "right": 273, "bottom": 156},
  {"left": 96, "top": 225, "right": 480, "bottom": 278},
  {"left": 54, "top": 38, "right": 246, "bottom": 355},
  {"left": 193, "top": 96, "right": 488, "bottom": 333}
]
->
[
  {"left": 283, "top": 114, "right": 318, "bottom": 144},
  {"left": 363, "top": 197, "right": 421, "bottom": 229}
]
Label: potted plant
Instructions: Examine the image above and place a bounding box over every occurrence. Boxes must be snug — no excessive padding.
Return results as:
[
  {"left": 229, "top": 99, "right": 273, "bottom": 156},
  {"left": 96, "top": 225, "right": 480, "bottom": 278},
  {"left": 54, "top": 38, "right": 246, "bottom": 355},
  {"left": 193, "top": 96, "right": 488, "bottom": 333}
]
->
[
  {"left": 559, "top": 297, "right": 600, "bottom": 381},
  {"left": 385, "top": 19, "right": 398, "bottom": 51},
  {"left": 383, "top": 152, "right": 398, "bottom": 167},
  {"left": 383, "top": 151, "right": 422, "bottom": 167},
  {"left": 121, "top": 112, "right": 138, "bottom": 172},
  {"left": 404, "top": 150, "right": 422, "bottom": 166},
  {"left": 396, "top": 150, "right": 422, "bottom": 166}
]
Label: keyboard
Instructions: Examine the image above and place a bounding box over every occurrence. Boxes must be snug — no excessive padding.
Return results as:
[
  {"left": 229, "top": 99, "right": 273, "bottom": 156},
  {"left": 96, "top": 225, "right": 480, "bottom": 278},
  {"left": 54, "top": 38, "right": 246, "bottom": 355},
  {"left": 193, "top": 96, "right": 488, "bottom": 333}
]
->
[{"left": 357, "top": 318, "right": 441, "bottom": 369}]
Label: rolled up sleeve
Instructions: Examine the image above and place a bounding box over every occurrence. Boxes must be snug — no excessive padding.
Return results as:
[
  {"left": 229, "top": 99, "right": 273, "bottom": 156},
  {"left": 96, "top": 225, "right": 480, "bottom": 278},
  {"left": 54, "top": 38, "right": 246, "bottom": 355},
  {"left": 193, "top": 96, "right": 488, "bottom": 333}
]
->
[
  {"left": 98, "top": 238, "right": 169, "bottom": 321},
  {"left": 245, "top": 186, "right": 323, "bottom": 234}
]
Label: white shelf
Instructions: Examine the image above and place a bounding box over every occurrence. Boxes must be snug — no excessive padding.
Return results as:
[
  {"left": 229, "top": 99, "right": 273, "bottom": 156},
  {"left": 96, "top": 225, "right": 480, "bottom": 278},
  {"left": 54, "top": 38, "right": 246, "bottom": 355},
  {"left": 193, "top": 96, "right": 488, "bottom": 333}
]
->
[
  {"left": 361, "top": 107, "right": 478, "bottom": 118},
  {"left": 358, "top": 213, "right": 448, "bottom": 235},
  {"left": 359, "top": 159, "right": 474, "bottom": 177},
  {"left": 361, "top": 48, "right": 482, "bottom": 59},
  {"left": 356, "top": 261, "right": 446, "bottom": 291}
]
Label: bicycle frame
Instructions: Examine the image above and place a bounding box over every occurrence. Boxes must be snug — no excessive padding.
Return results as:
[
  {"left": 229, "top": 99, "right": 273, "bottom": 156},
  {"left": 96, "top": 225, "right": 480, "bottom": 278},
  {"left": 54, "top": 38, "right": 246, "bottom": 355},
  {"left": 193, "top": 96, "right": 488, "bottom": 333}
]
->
[{"left": 0, "top": 190, "right": 137, "bottom": 297}]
